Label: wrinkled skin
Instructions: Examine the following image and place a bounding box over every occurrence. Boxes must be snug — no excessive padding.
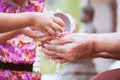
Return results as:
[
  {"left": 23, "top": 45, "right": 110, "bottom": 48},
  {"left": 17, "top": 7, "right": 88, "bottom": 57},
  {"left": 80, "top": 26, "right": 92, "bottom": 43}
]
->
[{"left": 42, "top": 33, "right": 95, "bottom": 63}]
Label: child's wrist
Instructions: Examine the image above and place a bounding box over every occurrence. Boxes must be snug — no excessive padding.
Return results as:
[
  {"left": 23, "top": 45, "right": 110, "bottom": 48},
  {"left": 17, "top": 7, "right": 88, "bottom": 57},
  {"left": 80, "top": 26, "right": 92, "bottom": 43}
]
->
[
  {"left": 28, "top": 12, "right": 42, "bottom": 27},
  {"left": 23, "top": 12, "right": 37, "bottom": 27},
  {"left": 18, "top": 12, "right": 35, "bottom": 27},
  {"left": 27, "top": 12, "right": 36, "bottom": 26}
]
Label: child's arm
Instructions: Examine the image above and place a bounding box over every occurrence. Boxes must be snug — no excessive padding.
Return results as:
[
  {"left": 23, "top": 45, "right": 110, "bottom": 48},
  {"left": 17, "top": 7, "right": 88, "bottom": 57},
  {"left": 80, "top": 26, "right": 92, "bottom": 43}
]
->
[
  {"left": 0, "top": 12, "right": 64, "bottom": 37},
  {"left": 0, "top": 28, "right": 51, "bottom": 43},
  {"left": 0, "top": 13, "right": 32, "bottom": 33},
  {"left": 0, "top": 30, "right": 19, "bottom": 43}
]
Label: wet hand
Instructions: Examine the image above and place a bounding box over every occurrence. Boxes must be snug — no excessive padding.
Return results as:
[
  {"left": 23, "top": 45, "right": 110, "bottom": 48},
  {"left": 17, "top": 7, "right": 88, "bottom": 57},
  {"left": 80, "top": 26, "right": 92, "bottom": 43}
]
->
[{"left": 42, "top": 33, "right": 95, "bottom": 63}]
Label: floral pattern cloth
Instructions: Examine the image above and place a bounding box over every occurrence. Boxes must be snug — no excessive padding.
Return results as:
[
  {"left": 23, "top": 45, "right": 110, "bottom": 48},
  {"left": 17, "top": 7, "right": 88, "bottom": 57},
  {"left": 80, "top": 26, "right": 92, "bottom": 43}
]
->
[
  {"left": 0, "top": 0, "right": 44, "bottom": 64},
  {"left": 0, "top": 69, "right": 41, "bottom": 80},
  {"left": 0, "top": 0, "right": 44, "bottom": 12},
  {"left": 0, "top": 0, "right": 44, "bottom": 79}
]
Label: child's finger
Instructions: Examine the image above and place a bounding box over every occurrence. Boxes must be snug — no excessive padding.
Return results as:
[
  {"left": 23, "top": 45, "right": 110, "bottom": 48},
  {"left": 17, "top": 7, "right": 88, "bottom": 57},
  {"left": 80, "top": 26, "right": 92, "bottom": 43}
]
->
[
  {"left": 21, "top": 28, "right": 46, "bottom": 38},
  {"left": 49, "top": 22, "right": 63, "bottom": 33},
  {"left": 39, "top": 28, "right": 50, "bottom": 36},
  {"left": 33, "top": 33, "right": 45, "bottom": 38},
  {"left": 53, "top": 17, "right": 65, "bottom": 27},
  {"left": 46, "top": 26, "right": 56, "bottom": 37}
]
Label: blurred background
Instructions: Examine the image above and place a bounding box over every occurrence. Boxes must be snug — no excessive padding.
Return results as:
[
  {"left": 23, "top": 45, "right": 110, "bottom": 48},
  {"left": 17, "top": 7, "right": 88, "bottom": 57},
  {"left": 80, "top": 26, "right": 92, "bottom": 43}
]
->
[
  {"left": 41, "top": 0, "right": 80, "bottom": 74},
  {"left": 41, "top": 0, "right": 120, "bottom": 80}
]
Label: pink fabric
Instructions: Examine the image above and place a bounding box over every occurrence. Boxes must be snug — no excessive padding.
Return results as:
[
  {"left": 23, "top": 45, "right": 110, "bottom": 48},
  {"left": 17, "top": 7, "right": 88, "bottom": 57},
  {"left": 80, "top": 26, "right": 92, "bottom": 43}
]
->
[
  {"left": 0, "top": 0, "right": 44, "bottom": 12},
  {"left": 0, "top": 69, "right": 41, "bottom": 80},
  {"left": 0, "top": 0, "right": 44, "bottom": 64},
  {"left": 0, "top": 1, "right": 44, "bottom": 79},
  {"left": 91, "top": 69, "right": 120, "bottom": 80}
]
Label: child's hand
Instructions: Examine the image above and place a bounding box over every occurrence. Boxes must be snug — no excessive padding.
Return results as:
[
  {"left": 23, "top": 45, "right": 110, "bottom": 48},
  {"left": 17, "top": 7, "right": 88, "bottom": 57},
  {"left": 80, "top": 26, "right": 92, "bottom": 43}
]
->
[
  {"left": 30, "top": 12, "right": 65, "bottom": 38},
  {"left": 20, "top": 27, "right": 52, "bottom": 42}
]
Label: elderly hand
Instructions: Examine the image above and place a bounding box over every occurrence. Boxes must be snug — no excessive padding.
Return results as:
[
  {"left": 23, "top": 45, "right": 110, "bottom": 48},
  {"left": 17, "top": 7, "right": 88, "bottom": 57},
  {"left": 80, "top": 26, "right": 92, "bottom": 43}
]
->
[{"left": 42, "top": 33, "right": 95, "bottom": 63}]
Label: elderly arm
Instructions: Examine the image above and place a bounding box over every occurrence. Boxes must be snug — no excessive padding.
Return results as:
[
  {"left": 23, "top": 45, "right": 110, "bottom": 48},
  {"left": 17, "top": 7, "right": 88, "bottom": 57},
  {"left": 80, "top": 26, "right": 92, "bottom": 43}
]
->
[
  {"left": 0, "top": 30, "right": 19, "bottom": 43},
  {"left": 93, "top": 33, "right": 120, "bottom": 54},
  {"left": 93, "top": 52, "right": 120, "bottom": 60},
  {"left": 43, "top": 33, "right": 120, "bottom": 63}
]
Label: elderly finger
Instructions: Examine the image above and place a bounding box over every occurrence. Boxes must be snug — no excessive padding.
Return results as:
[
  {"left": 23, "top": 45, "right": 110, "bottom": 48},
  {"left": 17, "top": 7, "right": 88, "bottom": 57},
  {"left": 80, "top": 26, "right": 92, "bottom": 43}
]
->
[
  {"left": 42, "top": 48, "right": 56, "bottom": 56},
  {"left": 44, "top": 54, "right": 51, "bottom": 59},
  {"left": 50, "top": 35, "right": 73, "bottom": 45},
  {"left": 43, "top": 44, "right": 66, "bottom": 53},
  {"left": 42, "top": 47, "right": 67, "bottom": 60},
  {"left": 52, "top": 58, "right": 67, "bottom": 64},
  {"left": 44, "top": 42, "right": 75, "bottom": 53}
]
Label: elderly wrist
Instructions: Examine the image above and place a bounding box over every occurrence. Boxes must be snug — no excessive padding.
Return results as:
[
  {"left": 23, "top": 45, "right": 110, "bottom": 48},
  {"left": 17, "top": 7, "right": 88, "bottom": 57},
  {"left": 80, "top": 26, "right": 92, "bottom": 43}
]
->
[
  {"left": 91, "top": 34, "right": 104, "bottom": 55},
  {"left": 89, "top": 34, "right": 99, "bottom": 55}
]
